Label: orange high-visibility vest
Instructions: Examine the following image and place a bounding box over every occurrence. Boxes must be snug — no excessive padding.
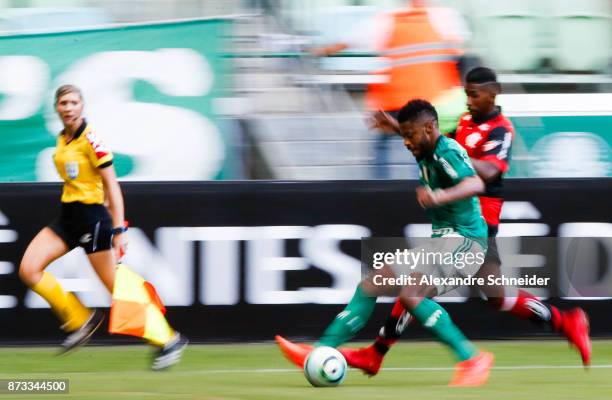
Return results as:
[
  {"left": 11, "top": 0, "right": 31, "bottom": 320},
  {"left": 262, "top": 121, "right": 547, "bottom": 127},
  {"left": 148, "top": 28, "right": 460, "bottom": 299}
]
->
[{"left": 366, "top": 8, "right": 463, "bottom": 111}]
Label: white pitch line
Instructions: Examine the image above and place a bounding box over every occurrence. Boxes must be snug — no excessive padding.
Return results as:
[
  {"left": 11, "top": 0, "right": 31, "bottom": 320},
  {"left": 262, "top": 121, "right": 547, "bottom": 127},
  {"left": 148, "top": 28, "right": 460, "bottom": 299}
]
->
[
  {"left": 180, "top": 364, "right": 612, "bottom": 374},
  {"left": 8, "top": 364, "right": 608, "bottom": 378}
]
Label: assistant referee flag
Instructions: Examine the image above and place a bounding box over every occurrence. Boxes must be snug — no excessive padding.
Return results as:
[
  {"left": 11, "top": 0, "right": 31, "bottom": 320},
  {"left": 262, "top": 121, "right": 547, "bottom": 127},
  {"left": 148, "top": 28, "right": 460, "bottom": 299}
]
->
[{"left": 109, "top": 265, "right": 174, "bottom": 346}]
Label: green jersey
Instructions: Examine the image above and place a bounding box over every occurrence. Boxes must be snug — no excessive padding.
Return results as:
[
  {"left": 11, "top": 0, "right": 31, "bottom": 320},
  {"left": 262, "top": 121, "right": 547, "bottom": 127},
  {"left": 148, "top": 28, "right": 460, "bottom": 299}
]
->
[{"left": 418, "top": 135, "right": 488, "bottom": 248}]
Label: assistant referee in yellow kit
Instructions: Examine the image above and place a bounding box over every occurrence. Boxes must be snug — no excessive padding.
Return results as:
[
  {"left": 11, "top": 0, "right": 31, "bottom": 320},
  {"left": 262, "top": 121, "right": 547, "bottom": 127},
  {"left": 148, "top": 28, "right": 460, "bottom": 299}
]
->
[{"left": 18, "top": 84, "right": 187, "bottom": 369}]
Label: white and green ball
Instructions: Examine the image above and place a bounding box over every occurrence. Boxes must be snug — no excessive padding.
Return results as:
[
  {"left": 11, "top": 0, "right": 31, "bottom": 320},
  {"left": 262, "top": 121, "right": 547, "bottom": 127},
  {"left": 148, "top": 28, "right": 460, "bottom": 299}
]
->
[{"left": 303, "top": 346, "right": 348, "bottom": 387}]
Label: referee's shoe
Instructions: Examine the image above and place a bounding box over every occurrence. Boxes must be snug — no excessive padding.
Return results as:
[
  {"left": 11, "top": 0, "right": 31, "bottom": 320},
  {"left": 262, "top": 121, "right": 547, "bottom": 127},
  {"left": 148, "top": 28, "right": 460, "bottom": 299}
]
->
[
  {"left": 60, "top": 309, "right": 105, "bottom": 354},
  {"left": 152, "top": 332, "right": 189, "bottom": 371}
]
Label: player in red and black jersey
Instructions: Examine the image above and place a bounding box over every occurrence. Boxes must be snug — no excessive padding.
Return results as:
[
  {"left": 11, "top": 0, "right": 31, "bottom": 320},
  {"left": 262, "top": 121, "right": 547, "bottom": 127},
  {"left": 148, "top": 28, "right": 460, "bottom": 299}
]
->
[
  {"left": 449, "top": 80, "right": 514, "bottom": 235},
  {"left": 276, "top": 67, "right": 591, "bottom": 375}
]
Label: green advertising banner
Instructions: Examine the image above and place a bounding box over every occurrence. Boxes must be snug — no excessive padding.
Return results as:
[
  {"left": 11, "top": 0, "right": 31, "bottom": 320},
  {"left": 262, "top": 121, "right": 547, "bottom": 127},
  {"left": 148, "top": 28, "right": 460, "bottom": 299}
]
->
[
  {"left": 508, "top": 115, "right": 612, "bottom": 178},
  {"left": 0, "top": 18, "right": 231, "bottom": 182}
]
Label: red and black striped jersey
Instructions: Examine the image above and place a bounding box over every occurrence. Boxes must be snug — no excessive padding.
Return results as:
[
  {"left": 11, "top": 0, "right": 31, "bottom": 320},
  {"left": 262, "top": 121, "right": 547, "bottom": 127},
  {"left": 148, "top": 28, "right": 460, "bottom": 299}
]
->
[{"left": 449, "top": 109, "right": 514, "bottom": 226}]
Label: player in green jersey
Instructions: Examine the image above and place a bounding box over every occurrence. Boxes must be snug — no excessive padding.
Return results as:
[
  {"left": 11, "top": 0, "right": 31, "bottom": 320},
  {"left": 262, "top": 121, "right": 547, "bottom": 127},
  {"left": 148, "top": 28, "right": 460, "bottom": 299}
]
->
[
  {"left": 277, "top": 99, "right": 493, "bottom": 387},
  {"left": 413, "top": 116, "right": 488, "bottom": 248},
  {"left": 339, "top": 68, "right": 589, "bottom": 376}
]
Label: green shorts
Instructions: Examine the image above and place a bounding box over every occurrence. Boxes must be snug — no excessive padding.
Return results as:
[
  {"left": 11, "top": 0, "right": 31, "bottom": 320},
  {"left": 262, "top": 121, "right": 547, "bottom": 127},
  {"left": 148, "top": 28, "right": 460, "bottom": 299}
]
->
[{"left": 388, "top": 236, "right": 486, "bottom": 296}]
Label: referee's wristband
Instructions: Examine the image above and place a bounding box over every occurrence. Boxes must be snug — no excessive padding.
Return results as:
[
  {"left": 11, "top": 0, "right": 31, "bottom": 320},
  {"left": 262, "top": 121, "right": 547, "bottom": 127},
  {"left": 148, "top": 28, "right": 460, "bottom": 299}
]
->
[{"left": 111, "top": 221, "right": 129, "bottom": 235}]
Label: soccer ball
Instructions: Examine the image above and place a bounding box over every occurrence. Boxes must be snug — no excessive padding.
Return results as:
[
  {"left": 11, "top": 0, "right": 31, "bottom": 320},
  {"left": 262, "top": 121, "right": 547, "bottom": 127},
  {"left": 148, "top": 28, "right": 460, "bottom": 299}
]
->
[{"left": 303, "top": 346, "right": 347, "bottom": 387}]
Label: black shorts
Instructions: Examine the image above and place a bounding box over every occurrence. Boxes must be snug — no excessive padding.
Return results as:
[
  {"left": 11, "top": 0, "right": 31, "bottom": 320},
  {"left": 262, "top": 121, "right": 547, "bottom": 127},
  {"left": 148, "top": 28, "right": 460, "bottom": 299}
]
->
[
  {"left": 48, "top": 202, "right": 112, "bottom": 254},
  {"left": 485, "top": 224, "right": 500, "bottom": 265}
]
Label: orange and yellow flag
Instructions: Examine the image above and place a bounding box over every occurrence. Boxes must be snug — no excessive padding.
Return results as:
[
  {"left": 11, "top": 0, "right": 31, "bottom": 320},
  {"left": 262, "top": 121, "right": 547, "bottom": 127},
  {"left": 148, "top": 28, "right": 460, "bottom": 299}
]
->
[{"left": 109, "top": 265, "right": 174, "bottom": 346}]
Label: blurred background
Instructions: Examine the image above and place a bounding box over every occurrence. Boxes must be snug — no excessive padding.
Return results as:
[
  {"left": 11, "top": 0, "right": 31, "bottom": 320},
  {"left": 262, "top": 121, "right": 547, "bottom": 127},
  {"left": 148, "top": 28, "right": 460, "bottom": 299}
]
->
[
  {"left": 1, "top": 7, "right": 612, "bottom": 399},
  {"left": 0, "top": 0, "right": 610, "bottom": 181},
  {"left": 0, "top": 0, "right": 612, "bottom": 345}
]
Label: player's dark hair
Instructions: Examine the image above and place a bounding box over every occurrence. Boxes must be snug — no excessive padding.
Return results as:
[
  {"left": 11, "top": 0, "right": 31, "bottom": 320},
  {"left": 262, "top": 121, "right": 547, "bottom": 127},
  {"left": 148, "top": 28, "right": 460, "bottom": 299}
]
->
[
  {"left": 55, "top": 84, "right": 83, "bottom": 104},
  {"left": 465, "top": 67, "right": 498, "bottom": 84},
  {"left": 397, "top": 99, "right": 438, "bottom": 124}
]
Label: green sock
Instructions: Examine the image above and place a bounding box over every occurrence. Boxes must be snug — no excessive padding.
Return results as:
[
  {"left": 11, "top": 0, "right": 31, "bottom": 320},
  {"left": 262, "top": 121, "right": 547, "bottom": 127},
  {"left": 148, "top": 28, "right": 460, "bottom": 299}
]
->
[
  {"left": 317, "top": 286, "right": 376, "bottom": 347},
  {"left": 411, "top": 298, "right": 477, "bottom": 361}
]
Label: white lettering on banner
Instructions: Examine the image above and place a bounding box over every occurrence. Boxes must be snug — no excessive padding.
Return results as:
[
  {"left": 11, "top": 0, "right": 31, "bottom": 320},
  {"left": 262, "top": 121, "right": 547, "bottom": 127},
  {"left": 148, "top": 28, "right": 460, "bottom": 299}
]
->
[
  {"left": 0, "top": 210, "right": 9, "bottom": 225},
  {"left": 123, "top": 228, "right": 194, "bottom": 305},
  {"left": 0, "top": 56, "right": 49, "bottom": 120},
  {"left": 36, "top": 49, "right": 224, "bottom": 181},
  {"left": 0, "top": 209, "right": 18, "bottom": 308},
  {"left": 23, "top": 225, "right": 367, "bottom": 308},
  {"left": 246, "top": 226, "right": 313, "bottom": 305},
  {"left": 0, "top": 211, "right": 19, "bottom": 308},
  {"left": 248, "top": 224, "right": 368, "bottom": 304},
  {"left": 295, "top": 225, "right": 370, "bottom": 303},
  {"left": 169, "top": 225, "right": 369, "bottom": 305},
  {"left": 500, "top": 202, "right": 542, "bottom": 220},
  {"left": 25, "top": 228, "right": 194, "bottom": 308},
  {"left": 497, "top": 223, "right": 550, "bottom": 237},
  {"left": 11, "top": 220, "right": 612, "bottom": 309},
  {"left": 169, "top": 226, "right": 281, "bottom": 306},
  {"left": 558, "top": 223, "right": 612, "bottom": 300},
  {"left": 489, "top": 205, "right": 551, "bottom": 299},
  {"left": 495, "top": 235, "right": 549, "bottom": 300},
  {"left": 201, "top": 238, "right": 241, "bottom": 306}
]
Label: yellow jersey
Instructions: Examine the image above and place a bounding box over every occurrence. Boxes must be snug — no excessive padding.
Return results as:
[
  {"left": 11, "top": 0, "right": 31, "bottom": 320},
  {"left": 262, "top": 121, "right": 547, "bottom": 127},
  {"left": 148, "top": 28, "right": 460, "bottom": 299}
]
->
[{"left": 53, "top": 121, "right": 114, "bottom": 204}]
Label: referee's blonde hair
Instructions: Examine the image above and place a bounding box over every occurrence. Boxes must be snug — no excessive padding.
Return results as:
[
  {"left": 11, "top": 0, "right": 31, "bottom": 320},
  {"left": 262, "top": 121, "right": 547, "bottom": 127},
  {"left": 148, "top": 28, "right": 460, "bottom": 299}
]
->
[{"left": 55, "top": 84, "right": 83, "bottom": 104}]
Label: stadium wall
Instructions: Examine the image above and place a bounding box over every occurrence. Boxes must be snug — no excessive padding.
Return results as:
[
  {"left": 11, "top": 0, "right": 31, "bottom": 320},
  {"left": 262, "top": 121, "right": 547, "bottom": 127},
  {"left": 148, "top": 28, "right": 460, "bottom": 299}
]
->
[{"left": 0, "top": 179, "right": 610, "bottom": 343}]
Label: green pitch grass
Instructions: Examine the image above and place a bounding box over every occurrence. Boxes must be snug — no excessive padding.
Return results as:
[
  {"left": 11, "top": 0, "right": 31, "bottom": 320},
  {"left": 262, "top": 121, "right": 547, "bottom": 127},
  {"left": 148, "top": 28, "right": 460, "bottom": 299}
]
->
[{"left": 0, "top": 340, "right": 611, "bottom": 399}]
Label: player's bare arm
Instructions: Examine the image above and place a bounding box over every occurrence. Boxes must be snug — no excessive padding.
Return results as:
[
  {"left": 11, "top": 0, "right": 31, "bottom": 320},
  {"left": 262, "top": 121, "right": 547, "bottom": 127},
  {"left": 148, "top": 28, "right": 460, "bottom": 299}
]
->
[
  {"left": 308, "top": 42, "right": 349, "bottom": 57},
  {"left": 369, "top": 110, "right": 401, "bottom": 134},
  {"left": 471, "top": 158, "right": 502, "bottom": 183},
  {"left": 416, "top": 175, "right": 484, "bottom": 209},
  {"left": 100, "top": 165, "right": 127, "bottom": 258}
]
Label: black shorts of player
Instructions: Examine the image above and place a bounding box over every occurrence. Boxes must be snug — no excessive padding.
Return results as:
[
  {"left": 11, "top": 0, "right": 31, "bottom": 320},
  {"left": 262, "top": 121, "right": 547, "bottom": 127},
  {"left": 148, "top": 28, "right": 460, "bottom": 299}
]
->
[
  {"left": 485, "top": 224, "right": 501, "bottom": 265},
  {"left": 48, "top": 202, "right": 112, "bottom": 254}
]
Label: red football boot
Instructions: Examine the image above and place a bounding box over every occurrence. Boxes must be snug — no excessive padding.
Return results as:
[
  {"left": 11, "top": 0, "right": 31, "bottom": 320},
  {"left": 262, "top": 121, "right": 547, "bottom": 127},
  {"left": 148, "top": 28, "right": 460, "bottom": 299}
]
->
[
  {"left": 275, "top": 335, "right": 313, "bottom": 369},
  {"left": 449, "top": 351, "right": 494, "bottom": 387},
  {"left": 560, "top": 308, "right": 591, "bottom": 366},
  {"left": 339, "top": 345, "right": 384, "bottom": 376}
]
